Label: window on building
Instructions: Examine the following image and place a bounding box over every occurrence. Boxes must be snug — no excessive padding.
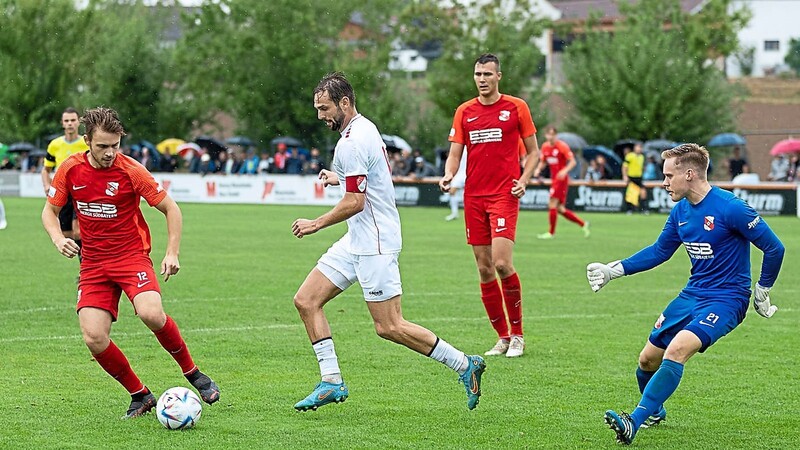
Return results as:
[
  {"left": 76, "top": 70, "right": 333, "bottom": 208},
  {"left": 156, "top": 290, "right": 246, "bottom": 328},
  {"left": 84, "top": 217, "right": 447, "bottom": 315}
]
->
[{"left": 764, "top": 40, "right": 780, "bottom": 51}]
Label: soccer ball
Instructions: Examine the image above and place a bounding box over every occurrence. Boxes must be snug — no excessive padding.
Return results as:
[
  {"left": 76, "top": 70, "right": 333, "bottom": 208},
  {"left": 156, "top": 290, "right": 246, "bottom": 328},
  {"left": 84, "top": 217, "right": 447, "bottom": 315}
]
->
[{"left": 156, "top": 387, "right": 202, "bottom": 430}]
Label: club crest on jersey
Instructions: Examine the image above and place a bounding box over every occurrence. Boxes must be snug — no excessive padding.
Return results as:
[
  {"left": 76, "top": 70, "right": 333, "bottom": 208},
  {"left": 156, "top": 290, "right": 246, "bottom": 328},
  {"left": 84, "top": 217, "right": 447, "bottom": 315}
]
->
[
  {"left": 357, "top": 176, "right": 367, "bottom": 192},
  {"left": 499, "top": 110, "right": 510, "bottom": 121},
  {"left": 105, "top": 181, "right": 119, "bottom": 197},
  {"left": 703, "top": 215, "right": 715, "bottom": 231}
]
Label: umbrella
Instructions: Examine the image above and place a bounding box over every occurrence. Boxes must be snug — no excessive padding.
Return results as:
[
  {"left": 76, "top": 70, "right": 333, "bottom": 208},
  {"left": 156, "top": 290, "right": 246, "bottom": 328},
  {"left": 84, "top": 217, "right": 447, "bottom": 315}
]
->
[
  {"left": 769, "top": 139, "right": 800, "bottom": 156},
  {"left": 177, "top": 142, "right": 201, "bottom": 159},
  {"left": 226, "top": 136, "right": 255, "bottom": 147},
  {"left": 29, "top": 149, "right": 47, "bottom": 158},
  {"left": 643, "top": 139, "right": 680, "bottom": 161},
  {"left": 643, "top": 139, "right": 679, "bottom": 153},
  {"left": 156, "top": 138, "right": 185, "bottom": 155},
  {"left": 8, "top": 142, "right": 38, "bottom": 153},
  {"left": 613, "top": 139, "right": 640, "bottom": 157},
  {"left": 556, "top": 132, "right": 588, "bottom": 151},
  {"left": 270, "top": 136, "right": 304, "bottom": 148},
  {"left": 195, "top": 136, "right": 227, "bottom": 157},
  {"left": 707, "top": 133, "right": 746, "bottom": 148},
  {"left": 382, "top": 134, "right": 412, "bottom": 153},
  {"left": 583, "top": 145, "right": 623, "bottom": 178},
  {"left": 139, "top": 140, "right": 158, "bottom": 153}
]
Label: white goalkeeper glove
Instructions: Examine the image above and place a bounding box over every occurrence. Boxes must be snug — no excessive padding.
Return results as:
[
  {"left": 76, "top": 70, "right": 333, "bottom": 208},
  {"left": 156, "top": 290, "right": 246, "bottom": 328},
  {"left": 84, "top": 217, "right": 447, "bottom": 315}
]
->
[
  {"left": 586, "top": 260, "right": 625, "bottom": 293},
  {"left": 753, "top": 283, "right": 778, "bottom": 318}
]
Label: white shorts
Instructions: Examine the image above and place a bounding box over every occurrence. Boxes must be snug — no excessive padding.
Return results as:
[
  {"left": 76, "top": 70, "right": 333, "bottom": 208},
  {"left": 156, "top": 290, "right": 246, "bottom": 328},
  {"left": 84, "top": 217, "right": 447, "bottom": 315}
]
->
[{"left": 316, "top": 237, "right": 403, "bottom": 302}]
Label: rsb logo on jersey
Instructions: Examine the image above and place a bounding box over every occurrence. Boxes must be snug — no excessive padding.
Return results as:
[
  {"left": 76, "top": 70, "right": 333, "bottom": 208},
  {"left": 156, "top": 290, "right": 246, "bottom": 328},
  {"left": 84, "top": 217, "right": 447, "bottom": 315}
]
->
[
  {"left": 356, "top": 175, "right": 367, "bottom": 193},
  {"left": 105, "top": 181, "right": 119, "bottom": 197},
  {"left": 498, "top": 110, "right": 510, "bottom": 121},
  {"left": 468, "top": 128, "right": 503, "bottom": 144},
  {"left": 76, "top": 201, "right": 118, "bottom": 219},
  {"left": 703, "top": 215, "right": 715, "bottom": 231},
  {"left": 684, "top": 242, "right": 714, "bottom": 259}
]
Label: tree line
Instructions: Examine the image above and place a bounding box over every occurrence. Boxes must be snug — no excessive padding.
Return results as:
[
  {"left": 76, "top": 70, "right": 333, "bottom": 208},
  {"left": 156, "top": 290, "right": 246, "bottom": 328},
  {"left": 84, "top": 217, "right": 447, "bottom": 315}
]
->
[{"left": 0, "top": 0, "right": 749, "bottom": 153}]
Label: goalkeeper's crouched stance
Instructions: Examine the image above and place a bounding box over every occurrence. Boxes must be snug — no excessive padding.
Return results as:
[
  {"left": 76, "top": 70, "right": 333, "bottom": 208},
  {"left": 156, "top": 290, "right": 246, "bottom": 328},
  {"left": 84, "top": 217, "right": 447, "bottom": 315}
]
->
[{"left": 584, "top": 143, "right": 785, "bottom": 445}]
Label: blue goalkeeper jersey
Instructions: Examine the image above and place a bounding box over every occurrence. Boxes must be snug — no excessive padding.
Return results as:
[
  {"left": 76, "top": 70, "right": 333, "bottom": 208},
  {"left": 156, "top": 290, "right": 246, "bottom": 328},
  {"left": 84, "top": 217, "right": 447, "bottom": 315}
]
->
[{"left": 621, "top": 187, "right": 784, "bottom": 303}]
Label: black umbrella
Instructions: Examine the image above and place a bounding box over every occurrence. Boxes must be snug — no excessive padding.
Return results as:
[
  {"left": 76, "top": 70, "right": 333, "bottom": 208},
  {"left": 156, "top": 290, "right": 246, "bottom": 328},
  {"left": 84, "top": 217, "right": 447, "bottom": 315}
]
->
[
  {"left": 226, "top": 136, "right": 254, "bottom": 147},
  {"left": 583, "top": 145, "right": 623, "bottom": 178},
  {"left": 556, "top": 132, "right": 588, "bottom": 151},
  {"left": 381, "top": 134, "right": 412, "bottom": 153},
  {"left": 8, "top": 142, "right": 38, "bottom": 153},
  {"left": 643, "top": 139, "right": 680, "bottom": 161},
  {"left": 270, "top": 136, "right": 304, "bottom": 148},
  {"left": 613, "top": 139, "right": 640, "bottom": 157},
  {"left": 29, "top": 149, "right": 47, "bottom": 158},
  {"left": 195, "top": 136, "right": 227, "bottom": 157}
]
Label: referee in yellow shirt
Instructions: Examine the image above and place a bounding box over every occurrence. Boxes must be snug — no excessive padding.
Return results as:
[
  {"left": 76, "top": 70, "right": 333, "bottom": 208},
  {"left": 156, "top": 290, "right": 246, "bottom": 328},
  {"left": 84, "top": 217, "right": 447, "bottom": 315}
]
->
[
  {"left": 41, "top": 107, "right": 89, "bottom": 255},
  {"left": 622, "top": 142, "right": 646, "bottom": 214}
]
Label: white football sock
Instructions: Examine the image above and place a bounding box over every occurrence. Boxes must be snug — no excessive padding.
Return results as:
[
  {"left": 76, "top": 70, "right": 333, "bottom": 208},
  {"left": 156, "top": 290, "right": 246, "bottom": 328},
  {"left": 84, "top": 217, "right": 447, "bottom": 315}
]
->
[
  {"left": 429, "top": 338, "right": 469, "bottom": 374},
  {"left": 449, "top": 191, "right": 459, "bottom": 216},
  {"left": 313, "top": 338, "right": 342, "bottom": 384}
]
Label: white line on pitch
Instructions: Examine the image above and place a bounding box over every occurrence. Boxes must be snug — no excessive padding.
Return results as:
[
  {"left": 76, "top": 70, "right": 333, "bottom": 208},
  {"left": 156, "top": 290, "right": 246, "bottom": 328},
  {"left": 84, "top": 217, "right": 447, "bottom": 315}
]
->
[{"left": 8, "top": 309, "right": 796, "bottom": 344}]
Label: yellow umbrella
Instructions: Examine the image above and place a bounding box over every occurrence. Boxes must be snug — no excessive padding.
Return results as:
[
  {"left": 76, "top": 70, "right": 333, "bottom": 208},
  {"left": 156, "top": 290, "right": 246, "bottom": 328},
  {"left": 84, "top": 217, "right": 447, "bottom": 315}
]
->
[{"left": 156, "top": 138, "right": 186, "bottom": 155}]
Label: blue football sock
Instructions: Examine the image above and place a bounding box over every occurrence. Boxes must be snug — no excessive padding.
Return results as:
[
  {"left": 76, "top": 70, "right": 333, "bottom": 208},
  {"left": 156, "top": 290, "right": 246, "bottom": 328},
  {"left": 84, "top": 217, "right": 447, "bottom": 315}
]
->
[
  {"left": 630, "top": 359, "right": 684, "bottom": 428},
  {"left": 636, "top": 367, "right": 656, "bottom": 393}
]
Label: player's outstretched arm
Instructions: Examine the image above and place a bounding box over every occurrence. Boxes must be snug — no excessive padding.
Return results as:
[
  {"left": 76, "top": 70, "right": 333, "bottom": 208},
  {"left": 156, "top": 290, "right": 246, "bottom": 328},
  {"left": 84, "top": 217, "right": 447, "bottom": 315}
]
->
[
  {"left": 586, "top": 260, "right": 625, "bottom": 292},
  {"left": 42, "top": 202, "right": 79, "bottom": 258},
  {"left": 155, "top": 196, "right": 182, "bottom": 281},
  {"left": 292, "top": 192, "right": 365, "bottom": 239}
]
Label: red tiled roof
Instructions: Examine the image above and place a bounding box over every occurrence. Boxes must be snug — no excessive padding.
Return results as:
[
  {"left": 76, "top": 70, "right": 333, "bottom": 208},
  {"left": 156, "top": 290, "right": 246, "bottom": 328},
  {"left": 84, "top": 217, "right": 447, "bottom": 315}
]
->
[{"left": 551, "top": 0, "right": 705, "bottom": 22}]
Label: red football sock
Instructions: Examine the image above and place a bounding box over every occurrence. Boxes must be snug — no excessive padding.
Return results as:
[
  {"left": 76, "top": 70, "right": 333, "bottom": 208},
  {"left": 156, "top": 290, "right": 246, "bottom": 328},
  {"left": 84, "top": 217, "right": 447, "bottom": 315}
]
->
[
  {"left": 548, "top": 208, "right": 558, "bottom": 234},
  {"left": 93, "top": 340, "right": 145, "bottom": 394},
  {"left": 501, "top": 273, "right": 523, "bottom": 336},
  {"left": 153, "top": 315, "right": 197, "bottom": 375},
  {"left": 561, "top": 209, "right": 585, "bottom": 227},
  {"left": 480, "top": 279, "right": 510, "bottom": 339}
]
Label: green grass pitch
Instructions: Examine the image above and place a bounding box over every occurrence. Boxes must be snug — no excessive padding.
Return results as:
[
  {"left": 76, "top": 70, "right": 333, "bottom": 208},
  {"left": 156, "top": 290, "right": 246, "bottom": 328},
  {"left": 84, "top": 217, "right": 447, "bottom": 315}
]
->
[{"left": 0, "top": 196, "right": 797, "bottom": 449}]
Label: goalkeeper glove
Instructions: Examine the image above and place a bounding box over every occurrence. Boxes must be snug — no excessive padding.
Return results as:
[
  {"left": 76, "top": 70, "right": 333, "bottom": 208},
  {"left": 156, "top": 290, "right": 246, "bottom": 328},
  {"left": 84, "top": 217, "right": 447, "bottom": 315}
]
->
[
  {"left": 753, "top": 283, "right": 778, "bottom": 318},
  {"left": 586, "top": 260, "right": 625, "bottom": 292}
]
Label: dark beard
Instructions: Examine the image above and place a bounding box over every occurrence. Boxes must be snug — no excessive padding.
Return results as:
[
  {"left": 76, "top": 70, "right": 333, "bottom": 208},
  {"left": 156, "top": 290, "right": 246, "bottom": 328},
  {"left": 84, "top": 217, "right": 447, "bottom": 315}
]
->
[{"left": 329, "top": 108, "right": 345, "bottom": 131}]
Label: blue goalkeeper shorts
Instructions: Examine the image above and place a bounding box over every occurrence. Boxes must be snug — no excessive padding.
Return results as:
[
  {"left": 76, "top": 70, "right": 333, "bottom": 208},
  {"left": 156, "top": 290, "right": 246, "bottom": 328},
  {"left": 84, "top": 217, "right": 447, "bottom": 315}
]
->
[{"left": 648, "top": 292, "right": 748, "bottom": 352}]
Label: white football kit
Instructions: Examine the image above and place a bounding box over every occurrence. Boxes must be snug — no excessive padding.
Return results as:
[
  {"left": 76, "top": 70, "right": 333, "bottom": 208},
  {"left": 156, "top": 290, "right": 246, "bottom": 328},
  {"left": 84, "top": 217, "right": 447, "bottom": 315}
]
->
[
  {"left": 451, "top": 149, "right": 468, "bottom": 189},
  {"left": 317, "top": 114, "right": 403, "bottom": 301}
]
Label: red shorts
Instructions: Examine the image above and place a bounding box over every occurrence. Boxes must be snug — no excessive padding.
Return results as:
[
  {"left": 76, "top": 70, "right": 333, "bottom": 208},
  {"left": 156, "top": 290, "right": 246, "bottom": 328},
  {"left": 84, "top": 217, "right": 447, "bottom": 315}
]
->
[
  {"left": 550, "top": 179, "right": 568, "bottom": 203},
  {"left": 464, "top": 194, "right": 520, "bottom": 245},
  {"left": 77, "top": 254, "right": 161, "bottom": 321}
]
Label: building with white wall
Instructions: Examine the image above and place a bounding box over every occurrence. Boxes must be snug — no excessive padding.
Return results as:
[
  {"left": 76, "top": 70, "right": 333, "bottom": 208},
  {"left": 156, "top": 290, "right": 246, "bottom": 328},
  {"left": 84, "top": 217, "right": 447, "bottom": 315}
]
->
[{"left": 726, "top": 0, "right": 800, "bottom": 77}]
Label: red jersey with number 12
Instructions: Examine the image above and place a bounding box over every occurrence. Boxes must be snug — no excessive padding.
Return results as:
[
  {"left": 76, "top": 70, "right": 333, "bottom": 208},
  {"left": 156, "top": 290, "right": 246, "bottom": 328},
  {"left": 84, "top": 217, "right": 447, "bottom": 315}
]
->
[
  {"left": 47, "top": 153, "right": 167, "bottom": 263},
  {"left": 449, "top": 94, "right": 536, "bottom": 197}
]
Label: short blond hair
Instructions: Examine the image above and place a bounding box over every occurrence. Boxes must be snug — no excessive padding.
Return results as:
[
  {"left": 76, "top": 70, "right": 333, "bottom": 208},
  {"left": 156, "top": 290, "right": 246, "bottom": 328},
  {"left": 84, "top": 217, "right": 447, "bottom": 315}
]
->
[{"left": 661, "top": 143, "right": 709, "bottom": 178}]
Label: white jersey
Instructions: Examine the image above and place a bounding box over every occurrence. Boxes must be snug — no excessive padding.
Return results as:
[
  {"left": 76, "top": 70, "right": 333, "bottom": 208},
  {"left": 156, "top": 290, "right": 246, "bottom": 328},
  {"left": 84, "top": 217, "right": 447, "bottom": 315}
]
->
[{"left": 332, "top": 114, "right": 402, "bottom": 255}]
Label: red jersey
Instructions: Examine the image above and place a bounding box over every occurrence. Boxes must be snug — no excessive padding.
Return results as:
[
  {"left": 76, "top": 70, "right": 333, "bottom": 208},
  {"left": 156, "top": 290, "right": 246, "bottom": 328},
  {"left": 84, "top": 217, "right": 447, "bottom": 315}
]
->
[
  {"left": 47, "top": 153, "right": 167, "bottom": 263},
  {"left": 540, "top": 140, "right": 574, "bottom": 178},
  {"left": 449, "top": 94, "right": 536, "bottom": 197}
]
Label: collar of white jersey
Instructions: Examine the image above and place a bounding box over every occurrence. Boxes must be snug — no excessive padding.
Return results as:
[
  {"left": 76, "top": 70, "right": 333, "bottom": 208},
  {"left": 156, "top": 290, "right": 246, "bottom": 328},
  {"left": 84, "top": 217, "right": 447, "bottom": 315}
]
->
[{"left": 340, "top": 114, "right": 362, "bottom": 136}]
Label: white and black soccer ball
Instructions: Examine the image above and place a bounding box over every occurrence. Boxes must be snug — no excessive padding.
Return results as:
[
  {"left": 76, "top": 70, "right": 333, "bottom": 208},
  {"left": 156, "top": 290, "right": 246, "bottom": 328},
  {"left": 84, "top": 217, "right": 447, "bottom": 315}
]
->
[{"left": 156, "top": 387, "right": 202, "bottom": 430}]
